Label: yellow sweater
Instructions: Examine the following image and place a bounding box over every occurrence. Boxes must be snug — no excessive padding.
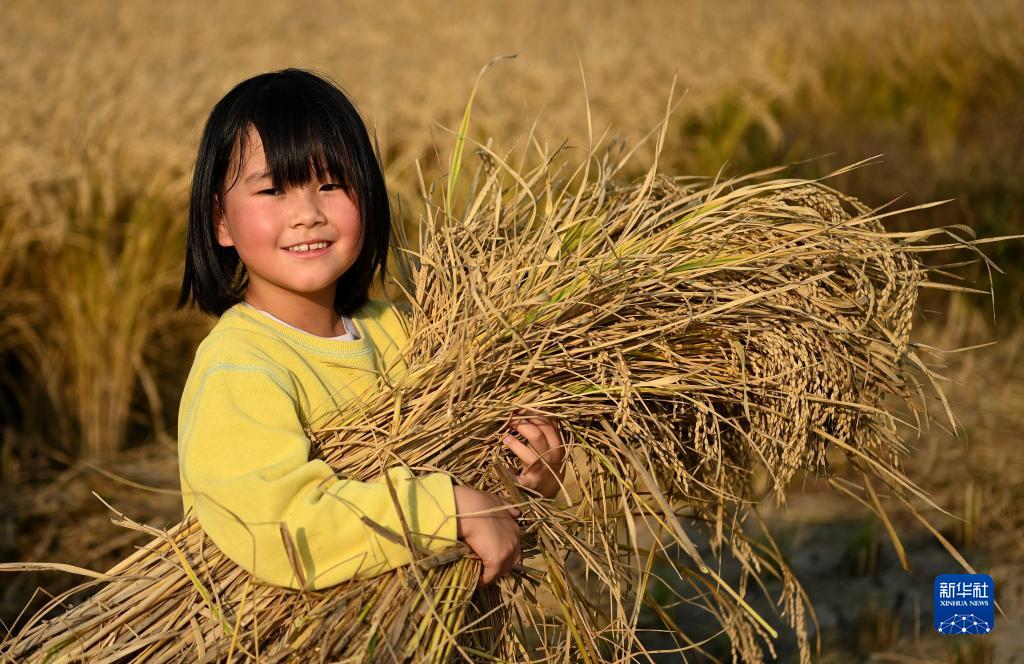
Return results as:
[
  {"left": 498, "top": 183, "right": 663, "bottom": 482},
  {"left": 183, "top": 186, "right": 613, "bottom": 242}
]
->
[{"left": 177, "top": 298, "right": 458, "bottom": 590}]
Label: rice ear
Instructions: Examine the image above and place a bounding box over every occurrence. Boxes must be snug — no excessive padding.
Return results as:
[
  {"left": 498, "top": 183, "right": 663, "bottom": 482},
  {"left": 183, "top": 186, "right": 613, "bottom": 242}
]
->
[{"left": 1, "top": 133, "right": 998, "bottom": 661}]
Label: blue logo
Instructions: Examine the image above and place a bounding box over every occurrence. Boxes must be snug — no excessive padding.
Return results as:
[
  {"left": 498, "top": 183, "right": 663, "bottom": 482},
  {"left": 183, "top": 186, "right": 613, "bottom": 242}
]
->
[{"left": 934, "top": 574, "right": 994, "bottom": 634}]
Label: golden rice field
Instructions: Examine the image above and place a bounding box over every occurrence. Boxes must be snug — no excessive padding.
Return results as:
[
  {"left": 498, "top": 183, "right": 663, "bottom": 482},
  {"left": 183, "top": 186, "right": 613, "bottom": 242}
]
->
[{"left": 1, "top": 0, "right": 1022, "bottom": 661}]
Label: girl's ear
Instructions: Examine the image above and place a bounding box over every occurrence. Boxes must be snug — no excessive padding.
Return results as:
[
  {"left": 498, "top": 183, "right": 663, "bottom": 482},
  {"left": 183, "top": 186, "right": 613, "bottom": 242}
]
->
[{"left": 213, "top": 195, "right": 234, "bottom": 247}]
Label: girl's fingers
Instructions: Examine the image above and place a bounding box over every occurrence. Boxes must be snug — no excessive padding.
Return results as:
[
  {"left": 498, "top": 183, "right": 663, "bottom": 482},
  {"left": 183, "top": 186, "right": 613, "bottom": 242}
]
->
[
  {"left": 502, "top": 432, "right": 540, "bottom": 467},
  {"left": 520, "top": 413, "right": 561, "bottom": 440},
  {"left": 509, "top": 421, "right": 548, "bottom": 452},
  {"left": 508, "top": 426, "right": 549, "bottom": 472},
  {"left": 507, "top": 412, "right": 566, "bottom": 480},
  {"left": 518, "top": 426, "right": 565, "bottom": 473},
  {"left": 528, "top": 417, "right": 560, "bottom": 442},
  {"left": 490, "top": 490, "right": 522, "bottom": 517},
  {"left": 511, "top": 416, "right": 564, "bottom": 455}
]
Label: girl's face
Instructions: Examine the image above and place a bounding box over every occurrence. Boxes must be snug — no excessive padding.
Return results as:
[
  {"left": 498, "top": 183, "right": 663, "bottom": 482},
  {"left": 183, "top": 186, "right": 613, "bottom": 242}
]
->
[{"left": 214, "top": 126, "right": 362, "bottom": 309}]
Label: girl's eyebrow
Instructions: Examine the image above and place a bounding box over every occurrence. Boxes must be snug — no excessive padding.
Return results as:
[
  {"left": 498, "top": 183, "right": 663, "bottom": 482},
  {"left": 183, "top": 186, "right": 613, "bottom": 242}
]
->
[{"left": 245, "top": 170, "right": 271, "bottom": 184}]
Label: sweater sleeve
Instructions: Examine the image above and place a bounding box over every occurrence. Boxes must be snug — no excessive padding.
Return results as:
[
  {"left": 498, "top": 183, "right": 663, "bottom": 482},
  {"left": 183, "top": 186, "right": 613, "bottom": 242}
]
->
[{"left": 178, "top": 364, "right": 459, "bottom": 590}]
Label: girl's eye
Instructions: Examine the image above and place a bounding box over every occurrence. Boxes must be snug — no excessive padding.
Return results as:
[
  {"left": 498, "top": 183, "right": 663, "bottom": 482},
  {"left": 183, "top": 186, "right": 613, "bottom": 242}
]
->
[
  {"left": 259, "top": 188, "right": 283, "bottom": 196},
  {"left": 320, "top": 183, "right": 345, "bottom": 192}
]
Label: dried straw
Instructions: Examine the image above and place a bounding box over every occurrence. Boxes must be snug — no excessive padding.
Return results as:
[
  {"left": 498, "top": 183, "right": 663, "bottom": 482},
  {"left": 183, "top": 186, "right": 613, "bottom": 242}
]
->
[{"left": 1, "top": 70, "right": 1004, "bottom": 663}]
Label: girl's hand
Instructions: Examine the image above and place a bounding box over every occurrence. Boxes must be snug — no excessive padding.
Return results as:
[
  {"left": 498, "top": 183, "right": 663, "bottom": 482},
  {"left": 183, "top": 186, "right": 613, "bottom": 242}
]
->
[
  {"left": 501, "top": 409, "right": 566, "bottom": 500},
  {"left": 453, "top": 485, "right": 521, "bottom": 586}
]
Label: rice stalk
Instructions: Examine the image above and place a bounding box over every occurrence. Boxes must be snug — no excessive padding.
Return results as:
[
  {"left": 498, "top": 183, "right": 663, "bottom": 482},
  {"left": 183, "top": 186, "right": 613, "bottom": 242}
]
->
[{"left": 1, "top": 81, "right": 1012, "bottom": 662}]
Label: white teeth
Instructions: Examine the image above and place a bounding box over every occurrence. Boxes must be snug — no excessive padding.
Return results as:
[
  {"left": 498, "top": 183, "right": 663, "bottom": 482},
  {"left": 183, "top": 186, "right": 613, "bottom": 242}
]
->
[{"left": 287, "top": 241, "right": 329, "bottom": 252}]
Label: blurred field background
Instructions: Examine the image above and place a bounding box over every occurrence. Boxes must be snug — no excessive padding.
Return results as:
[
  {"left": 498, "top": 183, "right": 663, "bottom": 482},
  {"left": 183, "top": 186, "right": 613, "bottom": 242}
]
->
[{"left": 1, "top": 0, "right": 1022, "bottom": 660}]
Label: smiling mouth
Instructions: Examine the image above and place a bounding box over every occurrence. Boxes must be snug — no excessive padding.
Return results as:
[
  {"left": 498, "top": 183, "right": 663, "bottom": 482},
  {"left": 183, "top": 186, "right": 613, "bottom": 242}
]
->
[{"left": 283, "top": 241, "right": 333, "bottom": 254}]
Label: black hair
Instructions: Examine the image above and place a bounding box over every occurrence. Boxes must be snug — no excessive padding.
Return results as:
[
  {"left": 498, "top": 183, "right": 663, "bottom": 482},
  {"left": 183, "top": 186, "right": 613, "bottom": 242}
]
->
[{"left": 177, "top": 68, "right": 392, "bottom": 318}]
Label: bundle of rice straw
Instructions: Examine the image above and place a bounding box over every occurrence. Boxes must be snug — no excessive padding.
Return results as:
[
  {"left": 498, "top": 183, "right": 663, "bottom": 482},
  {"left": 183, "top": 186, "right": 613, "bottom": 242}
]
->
[{"left": 1, "top": 72, "right": 1008, "bottom": 663}]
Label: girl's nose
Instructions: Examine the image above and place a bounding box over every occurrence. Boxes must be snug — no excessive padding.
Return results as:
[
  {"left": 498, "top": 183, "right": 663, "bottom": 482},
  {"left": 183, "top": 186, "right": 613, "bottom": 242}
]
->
[{"left": 289, "top": 187, "right": 327, "bottom": 226}]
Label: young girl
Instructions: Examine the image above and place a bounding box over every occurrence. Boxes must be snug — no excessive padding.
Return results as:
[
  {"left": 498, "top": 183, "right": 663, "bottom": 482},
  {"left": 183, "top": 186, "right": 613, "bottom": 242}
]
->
[{"left": 175, "top": 68, "right": 566, "bottom": 591}]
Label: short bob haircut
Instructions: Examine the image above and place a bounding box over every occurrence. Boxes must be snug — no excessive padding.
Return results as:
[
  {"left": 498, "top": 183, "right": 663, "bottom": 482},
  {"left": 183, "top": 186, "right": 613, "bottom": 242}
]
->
[{"left": 177, "top": 68, "right": 392, "bottom": 318}]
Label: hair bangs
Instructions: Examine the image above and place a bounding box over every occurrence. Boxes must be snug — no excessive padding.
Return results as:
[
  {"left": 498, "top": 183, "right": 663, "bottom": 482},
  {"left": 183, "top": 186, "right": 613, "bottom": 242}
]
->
[
  {"left": 226, "top": 78, "right": 356, "bottom": 198},
  {"left": 255, "top": 114, "right": 354, "bottom": 195}
]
